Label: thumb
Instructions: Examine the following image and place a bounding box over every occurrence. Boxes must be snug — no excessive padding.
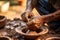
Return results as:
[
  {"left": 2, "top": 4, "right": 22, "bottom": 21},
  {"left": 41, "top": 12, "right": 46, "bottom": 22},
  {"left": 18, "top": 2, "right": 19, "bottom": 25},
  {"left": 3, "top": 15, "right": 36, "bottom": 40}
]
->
[{"left": 27, "top": 20, "right": 35, "bottom": 26}]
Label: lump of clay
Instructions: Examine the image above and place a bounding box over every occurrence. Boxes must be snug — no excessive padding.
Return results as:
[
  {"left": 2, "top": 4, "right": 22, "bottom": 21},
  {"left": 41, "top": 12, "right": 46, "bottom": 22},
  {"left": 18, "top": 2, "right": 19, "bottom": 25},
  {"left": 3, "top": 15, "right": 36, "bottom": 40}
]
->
[{"left": 29, "top": 31, "right": 37, "bottom": 35}]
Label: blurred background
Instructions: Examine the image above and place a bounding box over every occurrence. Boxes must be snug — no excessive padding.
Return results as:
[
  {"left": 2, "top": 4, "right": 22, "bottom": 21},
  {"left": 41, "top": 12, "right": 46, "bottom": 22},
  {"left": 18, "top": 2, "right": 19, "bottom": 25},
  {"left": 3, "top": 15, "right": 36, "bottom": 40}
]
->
[{"left": 0, "top": 0, "right": 39, "bottom": 20}]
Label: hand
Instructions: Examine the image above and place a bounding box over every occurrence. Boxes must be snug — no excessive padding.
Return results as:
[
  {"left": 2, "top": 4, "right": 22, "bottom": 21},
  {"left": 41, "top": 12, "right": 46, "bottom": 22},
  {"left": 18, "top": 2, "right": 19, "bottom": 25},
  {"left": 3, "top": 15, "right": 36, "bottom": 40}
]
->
[
  {"left": 27, "top": 16, "right": 45, "bottom": 30},
  {"left": 21, "top": 11, "right": 34, "bottom": 22}
]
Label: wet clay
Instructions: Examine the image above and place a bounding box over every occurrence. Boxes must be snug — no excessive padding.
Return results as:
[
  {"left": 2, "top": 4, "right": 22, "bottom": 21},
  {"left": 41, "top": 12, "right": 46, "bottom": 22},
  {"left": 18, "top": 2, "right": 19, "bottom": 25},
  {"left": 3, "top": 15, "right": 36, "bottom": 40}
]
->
[{"left": 0, "top": 37, "right": 9, "bottom": 40}]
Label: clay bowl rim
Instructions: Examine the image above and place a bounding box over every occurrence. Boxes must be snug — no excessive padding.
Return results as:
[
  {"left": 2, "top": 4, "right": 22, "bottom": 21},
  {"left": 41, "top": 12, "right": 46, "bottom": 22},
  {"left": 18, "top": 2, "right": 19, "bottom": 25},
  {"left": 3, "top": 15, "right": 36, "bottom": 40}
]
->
[
  {"left": 15, "top": 26, "right": 48, "bottom": 37},
  {"left": 0, "top": 15, "right": 6, "bottom": 22},
  {"left": 0, "top": 36, "right": 13, "bottom": 40},
  {"left": 46, "top": 37, "right": 60, "bottom": 40}
]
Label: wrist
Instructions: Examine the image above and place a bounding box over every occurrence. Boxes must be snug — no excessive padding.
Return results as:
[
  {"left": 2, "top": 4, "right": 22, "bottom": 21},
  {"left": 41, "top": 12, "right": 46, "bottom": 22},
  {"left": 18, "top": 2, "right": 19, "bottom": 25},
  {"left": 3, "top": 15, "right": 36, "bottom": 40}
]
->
[
  {"left": 42, "top": 15, "right": 54, "bottom": 23},
  {"left": 43, "top": 10, "right": 60, "bottom": 22},
  {"left": 42, "top": 15, "right": 49, "bottom": 23},
  {"left": 25, "top": 9, "right": 32, "bottom": 12}
]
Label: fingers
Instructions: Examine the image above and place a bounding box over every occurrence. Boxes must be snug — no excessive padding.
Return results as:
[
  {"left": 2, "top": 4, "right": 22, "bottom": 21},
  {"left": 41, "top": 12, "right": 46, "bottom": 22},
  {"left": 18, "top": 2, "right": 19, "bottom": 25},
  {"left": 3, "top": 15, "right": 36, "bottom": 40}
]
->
[
  {"left": 21, "top": 12, "right": 26, "bottom": 17},
  {"left": 27, "top": 18, "right": 44, "bottom": 30},
  {"left": 27, "top": 19, "right": 35, "bottom": 26},
  {"left": 27, "top": 20, "right": 42, "bottom": 30},
  {"left": 21, "top": 11, "right": 34, "bottom": 22},
  {"left": 21, "top": 12, "right": 28, "bottom": 22}
]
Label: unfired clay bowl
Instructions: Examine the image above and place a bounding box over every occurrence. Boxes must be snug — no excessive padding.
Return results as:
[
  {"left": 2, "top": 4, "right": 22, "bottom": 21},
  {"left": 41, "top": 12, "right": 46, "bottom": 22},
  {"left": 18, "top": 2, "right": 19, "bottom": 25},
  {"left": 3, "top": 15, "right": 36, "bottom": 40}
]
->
[
  {"left": 46, "top": 37, "right": 60, "bottom": 40},
  {"left": 0, "top": 36, "right": 13, "bottom": 40},
  {"left": 15, "top": 26, "right": 48, "bottom": 39},
  {"left": 0, "top": 15, "right": 7, "bottom": 28}
]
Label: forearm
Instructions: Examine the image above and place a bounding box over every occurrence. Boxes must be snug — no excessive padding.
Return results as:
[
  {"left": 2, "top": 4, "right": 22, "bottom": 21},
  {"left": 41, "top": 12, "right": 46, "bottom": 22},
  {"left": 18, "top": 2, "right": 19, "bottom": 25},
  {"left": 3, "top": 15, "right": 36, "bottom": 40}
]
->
[
  {"left": 43, "top": 10, "right": 60, "bottom": 22},
  {"left": 25, "top": 0, "right": 37, "bottom": 12}
]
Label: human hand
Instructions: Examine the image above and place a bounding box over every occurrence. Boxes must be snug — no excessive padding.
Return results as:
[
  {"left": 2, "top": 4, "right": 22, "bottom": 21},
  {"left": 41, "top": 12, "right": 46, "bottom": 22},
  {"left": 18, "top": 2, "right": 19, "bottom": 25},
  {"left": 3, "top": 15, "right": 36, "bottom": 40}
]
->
[
  {"left": 21, "top": 11, "right": 34, "bottom": 22},
  {"left": 27, "top": 16, "right": 45, "bottom": 30}
]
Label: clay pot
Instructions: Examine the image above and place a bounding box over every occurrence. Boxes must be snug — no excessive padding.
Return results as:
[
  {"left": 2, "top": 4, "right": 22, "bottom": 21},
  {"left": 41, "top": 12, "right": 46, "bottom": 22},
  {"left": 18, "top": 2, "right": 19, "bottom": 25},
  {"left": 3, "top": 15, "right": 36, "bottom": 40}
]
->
[
  {"left": 0, "top": 15, "right": 7, "bottom": 28},
  {"left": 15, "top": 26, "right": 48, "bottom": 39},
  {"left": 0, "top": 36, "right": 13, "bottom": 40},
  {"left": 46, "top": 37, "right": 60, "bottom": 40}
]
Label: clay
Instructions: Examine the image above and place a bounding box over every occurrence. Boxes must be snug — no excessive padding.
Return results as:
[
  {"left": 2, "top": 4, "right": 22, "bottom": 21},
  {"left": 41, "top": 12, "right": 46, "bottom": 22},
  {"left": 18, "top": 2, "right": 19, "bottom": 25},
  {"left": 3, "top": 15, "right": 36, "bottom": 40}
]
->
[
  {"left": 0, "top": 16, "right": 5, "bottom": 20},
  {"left": 15, "top": 26, "right": 49, "bottom": 40},
  {"left": 22, "top": 28, "right": 37, "bottom": 34},
  {"left": 0, "top": 37, "right": 9, "bottom": 40},
  {"left": 20, "top": 21, "right": 27, "bottom": 27},
  {"left": 0, "top": 15, "right": 7, "bottom": 28},
  {"left": 46, "top": 37, "right": 60, "bottom": 40},
  {"left": 5, "top": 19, "right": 20, "bottom": 29},
  {"left": 0, "top": 18, "right": 60, "bottom": 40},
  {"left": 0, "top": 36, "right": 13, "bottom": 40},
  {"left": 6, "top": 18, "right": 27, "bottom": 29},
  {"left": 29, "top": 31, "right": 37, "bottom": 35},
  {"left": 22, "top": 27, "right": 42, "bottom": 34}
]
